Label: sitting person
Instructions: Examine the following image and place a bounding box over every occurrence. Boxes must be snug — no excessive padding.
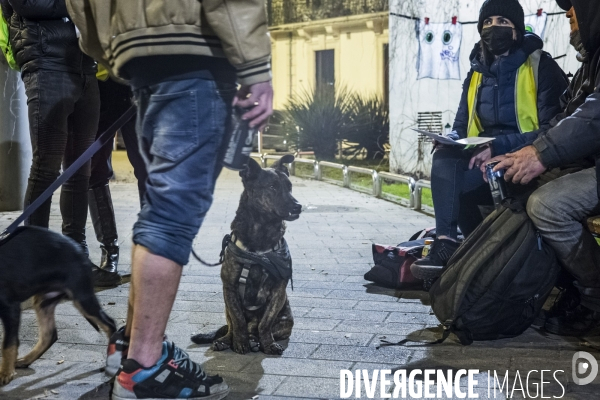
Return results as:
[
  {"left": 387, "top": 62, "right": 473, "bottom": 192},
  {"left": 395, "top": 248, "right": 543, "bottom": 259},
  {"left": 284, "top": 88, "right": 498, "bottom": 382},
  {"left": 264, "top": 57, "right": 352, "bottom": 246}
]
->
[
  {"left": 411, "top": 0, "right": 568, "bottom": 280},
  {"left": 491, "top": 0, "right": 600, "bottom": 337}
]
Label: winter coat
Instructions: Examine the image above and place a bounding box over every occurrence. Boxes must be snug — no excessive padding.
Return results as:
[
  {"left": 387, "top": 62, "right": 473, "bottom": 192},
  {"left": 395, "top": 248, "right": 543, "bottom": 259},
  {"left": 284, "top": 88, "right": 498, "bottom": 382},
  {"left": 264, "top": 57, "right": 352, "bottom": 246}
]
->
[
  {"left": 6, "top": 0, "right": 95, "bottom": 74},
  {"left": 65, "top": 0, "right": 271, "bottom": 85},
  {"left": 453, "top": 34, "right": 568, "bottom": 156},
  {"left": 532, "top": 0, "right": 600, "bottom": 177}
]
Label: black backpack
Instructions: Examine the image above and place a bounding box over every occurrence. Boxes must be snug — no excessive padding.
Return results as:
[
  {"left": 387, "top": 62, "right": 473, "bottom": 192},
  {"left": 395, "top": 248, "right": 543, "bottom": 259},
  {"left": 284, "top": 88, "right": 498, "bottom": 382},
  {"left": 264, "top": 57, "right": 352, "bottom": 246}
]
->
[{"left": 429, "top": 199, "right": 560, "bottom": 345}]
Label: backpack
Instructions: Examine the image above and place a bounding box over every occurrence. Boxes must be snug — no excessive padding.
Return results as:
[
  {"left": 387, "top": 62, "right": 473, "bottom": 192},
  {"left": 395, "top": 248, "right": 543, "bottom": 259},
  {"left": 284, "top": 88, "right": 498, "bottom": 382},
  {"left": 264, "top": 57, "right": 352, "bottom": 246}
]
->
[{"left": 429, "top": 199, "right": 560, "bottom": 345}]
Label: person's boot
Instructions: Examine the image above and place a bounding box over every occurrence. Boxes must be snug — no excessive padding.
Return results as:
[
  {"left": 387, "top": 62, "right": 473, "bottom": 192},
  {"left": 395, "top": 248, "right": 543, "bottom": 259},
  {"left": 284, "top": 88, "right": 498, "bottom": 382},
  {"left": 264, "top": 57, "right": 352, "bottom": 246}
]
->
[
  {"left": 533, "top": 286, "right": 580, "bottom": 328},
  {"left": 411, "top": 238, "right": 461, "bottom": 280},
  {"left": 89, "top": 184, "right": 121, "bottom": 287},
  {"left": 545, "top": 304, "right": 600, "bottom": 336}
]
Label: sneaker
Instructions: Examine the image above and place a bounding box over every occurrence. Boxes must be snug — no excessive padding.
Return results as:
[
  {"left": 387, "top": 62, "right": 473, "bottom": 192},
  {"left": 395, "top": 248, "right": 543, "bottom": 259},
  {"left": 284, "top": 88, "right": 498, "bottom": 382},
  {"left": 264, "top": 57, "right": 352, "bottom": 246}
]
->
[
  {"left": 545, "top": 304, "right": 600, "bottom": 337},
  {"left": 93, "top": 266, "right": 122, "bottom": 287},
  {"left": 106, "top": 327, "right": 129, "bottom": 377},
  {"left": 112, "top": 341, "right": 229, "bottom": 400},
  {"left": 411, "top": 239, "right": 460, "bottom": 280}
]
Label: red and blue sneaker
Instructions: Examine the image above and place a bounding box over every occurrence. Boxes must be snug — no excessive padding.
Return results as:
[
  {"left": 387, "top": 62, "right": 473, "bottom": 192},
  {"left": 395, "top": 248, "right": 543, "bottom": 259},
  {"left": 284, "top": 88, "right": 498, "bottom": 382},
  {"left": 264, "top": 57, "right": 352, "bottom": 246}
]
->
[
  {"left": 106, "top": 327, "right": 129, "bottom": 377},
  {"left": 112, "top": 341, "right": 229, "bottom": 400}
]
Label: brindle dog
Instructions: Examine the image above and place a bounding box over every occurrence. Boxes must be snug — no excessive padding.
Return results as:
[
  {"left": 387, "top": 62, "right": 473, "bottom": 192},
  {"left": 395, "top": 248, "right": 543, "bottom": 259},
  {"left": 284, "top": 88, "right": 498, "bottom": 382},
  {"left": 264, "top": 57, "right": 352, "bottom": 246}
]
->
[
  {"left": 0, "top": 226, "right": 116, "bottom": 385},
  {"left": 191, "top": 155, "right": 302, "bottom": 355}
]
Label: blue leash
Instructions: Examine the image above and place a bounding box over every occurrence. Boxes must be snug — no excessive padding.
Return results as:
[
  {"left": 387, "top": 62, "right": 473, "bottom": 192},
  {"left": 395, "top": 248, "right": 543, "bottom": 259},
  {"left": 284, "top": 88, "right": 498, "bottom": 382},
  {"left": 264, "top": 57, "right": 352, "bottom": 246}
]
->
[{"left": 0, "top": 105, "right": 137, "bottom": 241}]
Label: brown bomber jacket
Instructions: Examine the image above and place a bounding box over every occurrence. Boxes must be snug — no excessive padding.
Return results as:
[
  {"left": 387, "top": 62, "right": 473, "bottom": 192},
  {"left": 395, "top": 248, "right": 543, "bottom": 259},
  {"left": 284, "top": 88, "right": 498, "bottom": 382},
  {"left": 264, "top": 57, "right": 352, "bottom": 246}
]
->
[{"left": 65, "top": 0, "right": 271, "bottom": 85}]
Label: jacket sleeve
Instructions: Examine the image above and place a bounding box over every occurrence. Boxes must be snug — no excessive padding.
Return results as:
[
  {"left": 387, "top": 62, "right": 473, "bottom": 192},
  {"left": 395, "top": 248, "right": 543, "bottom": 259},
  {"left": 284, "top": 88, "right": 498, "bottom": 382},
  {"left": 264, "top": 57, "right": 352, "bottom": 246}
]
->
[
  {"left": 201, "top": 0, "right": 271, "bottom": 85},
  {"left": 452, "top": 69, "right": 473, "bottom": 139},
  {"left": 490, "top": 52, "right": 569, "bottom": 156},
  {"left": 533, "top": 90, "right": 600, "bottom": 168},
  {"left": 9, "top": 0, "right": 68, "bottom": 19}
]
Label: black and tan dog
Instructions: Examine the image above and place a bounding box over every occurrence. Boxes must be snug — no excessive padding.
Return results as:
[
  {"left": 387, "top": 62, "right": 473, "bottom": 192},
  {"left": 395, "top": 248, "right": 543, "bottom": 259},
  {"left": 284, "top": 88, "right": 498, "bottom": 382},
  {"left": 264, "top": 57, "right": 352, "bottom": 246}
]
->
[
  {"left": 0, "top": 226, "right": 116, "bottom": 385},
  {"left": 192, "top": 155, "right": 302, "bottom": 355}
]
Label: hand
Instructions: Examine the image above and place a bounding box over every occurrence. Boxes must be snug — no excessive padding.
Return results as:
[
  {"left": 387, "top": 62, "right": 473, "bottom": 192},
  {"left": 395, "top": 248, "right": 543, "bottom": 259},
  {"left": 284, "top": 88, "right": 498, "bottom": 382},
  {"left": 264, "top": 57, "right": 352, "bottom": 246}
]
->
[
  {"left": 481, "top": 155, "right": 507, "bottom": 182},
  {"left": 468, "top": 146, "right": 492, "bottom": 170},
  {"left": 494, "top": 146, "right": 546, "bottom": 185},
  {"left": 233, "top": 81, "right": 273, "bottom": 130}
]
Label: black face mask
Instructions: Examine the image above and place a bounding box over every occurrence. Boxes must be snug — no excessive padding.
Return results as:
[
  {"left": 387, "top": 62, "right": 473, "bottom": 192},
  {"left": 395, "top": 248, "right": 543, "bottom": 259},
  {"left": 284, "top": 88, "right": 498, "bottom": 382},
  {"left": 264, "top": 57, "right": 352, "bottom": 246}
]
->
[{"left": 481, "top": 26, "right": 516, "bottom": 56}]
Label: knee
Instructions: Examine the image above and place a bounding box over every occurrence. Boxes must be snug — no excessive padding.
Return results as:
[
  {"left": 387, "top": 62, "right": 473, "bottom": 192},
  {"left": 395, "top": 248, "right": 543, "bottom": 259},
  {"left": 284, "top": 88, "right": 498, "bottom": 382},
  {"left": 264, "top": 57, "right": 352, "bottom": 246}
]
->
[
  {"left": 527, "top": 187, "right": 556, "bottom": 227},
  {"left": 432, "top": 147, "right": 464, "bottom": 167}
]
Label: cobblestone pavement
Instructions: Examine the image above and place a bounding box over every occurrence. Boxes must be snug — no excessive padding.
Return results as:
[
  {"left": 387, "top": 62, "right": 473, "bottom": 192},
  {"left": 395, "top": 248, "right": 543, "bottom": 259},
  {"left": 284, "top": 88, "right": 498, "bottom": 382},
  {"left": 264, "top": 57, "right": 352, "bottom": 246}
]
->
[{"left": 1, "top": 153, "right": 599, "bottom": 399}]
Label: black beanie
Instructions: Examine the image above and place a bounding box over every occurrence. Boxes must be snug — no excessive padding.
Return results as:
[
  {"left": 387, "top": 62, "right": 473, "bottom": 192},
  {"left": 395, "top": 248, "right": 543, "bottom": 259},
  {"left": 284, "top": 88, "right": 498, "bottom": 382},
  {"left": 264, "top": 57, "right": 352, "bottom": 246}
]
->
[
  {"left": 556, "top": 0, "right": 572, "bottom": 11},
  {"left": 478, "top": 0, "right": 526, "bottom": 35}
]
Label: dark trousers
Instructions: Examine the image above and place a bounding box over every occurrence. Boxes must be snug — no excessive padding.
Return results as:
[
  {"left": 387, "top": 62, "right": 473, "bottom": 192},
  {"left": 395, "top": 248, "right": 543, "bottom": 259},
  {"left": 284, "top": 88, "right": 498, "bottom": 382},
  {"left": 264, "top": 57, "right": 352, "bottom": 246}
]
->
[
  {"left": 431, "top": 147, "right": 494, "bottom": 239},
  {"left": 89, "top": 79, "right": 147, "bottom": 202},
  {"left": 23, "top": 71, "right": 100, "bottom": 244}
]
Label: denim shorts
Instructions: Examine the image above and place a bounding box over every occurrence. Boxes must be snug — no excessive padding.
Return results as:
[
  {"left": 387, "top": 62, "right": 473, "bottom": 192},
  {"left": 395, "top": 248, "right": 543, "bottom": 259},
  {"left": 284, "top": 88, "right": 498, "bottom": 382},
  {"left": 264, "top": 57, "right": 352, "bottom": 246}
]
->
[{"left": 132, "top": 78, "right": 235, "bottom": 265}]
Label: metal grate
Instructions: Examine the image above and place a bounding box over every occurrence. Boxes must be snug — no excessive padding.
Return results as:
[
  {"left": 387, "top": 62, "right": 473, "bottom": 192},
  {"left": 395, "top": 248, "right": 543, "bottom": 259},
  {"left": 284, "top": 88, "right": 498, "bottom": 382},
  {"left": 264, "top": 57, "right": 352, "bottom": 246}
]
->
[
  {"left": 417, "top": 111, "right": 443, "bottom": 145},
  {"left": 417, "top": 111, "right": 443, "bottom": 133}
]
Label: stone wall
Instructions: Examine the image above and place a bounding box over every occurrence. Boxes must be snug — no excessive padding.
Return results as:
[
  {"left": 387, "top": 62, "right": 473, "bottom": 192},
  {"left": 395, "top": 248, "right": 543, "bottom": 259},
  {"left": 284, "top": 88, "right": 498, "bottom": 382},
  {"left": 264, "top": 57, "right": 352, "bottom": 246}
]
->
[{"left": 268, "top": 0, "right": 388, "bottom": 26}]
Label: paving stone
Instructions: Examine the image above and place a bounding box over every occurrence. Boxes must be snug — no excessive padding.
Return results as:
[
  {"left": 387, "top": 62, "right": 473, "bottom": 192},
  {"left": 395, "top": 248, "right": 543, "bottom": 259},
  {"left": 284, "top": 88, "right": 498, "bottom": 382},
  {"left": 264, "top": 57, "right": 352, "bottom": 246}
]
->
[
  {"left": 289, "top": 329, "right": 375, "bottom": 347},
  {"left": 273, "top": 376, "right": 341, "bottom": 399},
  {"left": 292, "top": 317, "right": 341, "bottom": 331},
  {"left": 308, "top": 308, "right": 388, "bottom": 323},
  {"left": 310, "top": 344, "right": 412, "bottom": 364},
  {"left": 242, "top": 357, "right": 352, "bottom": 379}
]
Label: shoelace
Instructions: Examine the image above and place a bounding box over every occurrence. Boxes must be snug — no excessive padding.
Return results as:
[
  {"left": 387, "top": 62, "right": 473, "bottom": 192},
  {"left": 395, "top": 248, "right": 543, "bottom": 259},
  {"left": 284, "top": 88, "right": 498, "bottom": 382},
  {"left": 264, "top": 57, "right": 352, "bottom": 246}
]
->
[
  {"left": 170, "top": 344, "right": 207, "bottom": 380},
  {"left": 428, "top": 240, "right": 456, "bottom": 264}
]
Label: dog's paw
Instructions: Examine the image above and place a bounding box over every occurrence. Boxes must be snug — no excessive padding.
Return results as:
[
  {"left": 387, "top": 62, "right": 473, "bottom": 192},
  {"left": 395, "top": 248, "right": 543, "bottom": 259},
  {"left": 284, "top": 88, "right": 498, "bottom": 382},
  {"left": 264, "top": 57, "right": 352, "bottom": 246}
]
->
[
  {"left": 212, "top": 340, "right": 230, "bottom": 352},
  {"left": 262, "top": 342, "right": 284, "bottom": 355},
  {"left": 249, "top": 337, "right": 260, "bottom": 353},
  {"left": 15, "top": 359, "right": 31, "bottom": 369},
  {"left": 232, "top": 340, "right": 250, "bottom": 354},
  {"left": 0, "top": 370, "right": 15, "bottom": 385}
]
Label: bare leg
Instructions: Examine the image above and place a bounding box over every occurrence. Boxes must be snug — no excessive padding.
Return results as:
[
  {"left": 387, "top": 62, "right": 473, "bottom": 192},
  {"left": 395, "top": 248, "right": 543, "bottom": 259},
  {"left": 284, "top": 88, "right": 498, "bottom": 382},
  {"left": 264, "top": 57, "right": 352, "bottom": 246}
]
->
[{"left": 126, "top": 245, "right": 182, "bottom": 367}]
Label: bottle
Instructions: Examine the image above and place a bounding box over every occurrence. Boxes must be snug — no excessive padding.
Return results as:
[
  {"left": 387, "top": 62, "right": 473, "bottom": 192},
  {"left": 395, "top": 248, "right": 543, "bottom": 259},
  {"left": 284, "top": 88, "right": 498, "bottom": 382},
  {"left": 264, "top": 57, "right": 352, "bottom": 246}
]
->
[
  {"left": 422, "top": 239, "right": 434, "bottom": 258},
  {"left": 485, "top": 161, "right": 508, "bottom": 209},
  {"left": 222, "top": 107, "right": 258, "bottom": 171}
]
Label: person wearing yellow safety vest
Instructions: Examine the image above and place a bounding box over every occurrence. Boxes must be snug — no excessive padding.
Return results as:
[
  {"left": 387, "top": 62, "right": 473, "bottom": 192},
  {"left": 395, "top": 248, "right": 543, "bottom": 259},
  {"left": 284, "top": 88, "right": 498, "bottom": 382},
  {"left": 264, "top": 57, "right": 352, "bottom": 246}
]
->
[{"left": 412, "top": 0, "right": 568, "bottom": 281}]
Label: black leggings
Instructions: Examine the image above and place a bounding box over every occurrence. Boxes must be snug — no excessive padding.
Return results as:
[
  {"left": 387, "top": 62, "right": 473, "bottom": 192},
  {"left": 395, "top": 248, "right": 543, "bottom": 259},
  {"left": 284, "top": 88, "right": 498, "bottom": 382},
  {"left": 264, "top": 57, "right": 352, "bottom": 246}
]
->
[{"left": 89, "top": 79, "right": 147, "bottom": 202}]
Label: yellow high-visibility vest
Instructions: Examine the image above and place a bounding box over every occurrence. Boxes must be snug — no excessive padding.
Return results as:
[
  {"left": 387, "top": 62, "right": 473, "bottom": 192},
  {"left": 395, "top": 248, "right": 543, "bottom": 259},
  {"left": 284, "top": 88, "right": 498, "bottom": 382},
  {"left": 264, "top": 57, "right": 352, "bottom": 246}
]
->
[
  {"left": 96, "top": 64, "right": 110, "bottom": 81},
  {"left": 467, "top": 49, "right": 542, "bottom": 137}
]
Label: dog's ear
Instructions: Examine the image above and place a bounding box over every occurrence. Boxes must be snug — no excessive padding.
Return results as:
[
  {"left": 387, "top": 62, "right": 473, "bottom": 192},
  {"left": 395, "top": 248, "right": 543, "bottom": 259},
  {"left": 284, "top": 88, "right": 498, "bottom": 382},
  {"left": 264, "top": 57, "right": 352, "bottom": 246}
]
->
[
  {"left": 239, "top": 157, "right": 262, "bottom": 181},
  {"left": 271, "top": 154, "right": 295, "bottom": 177}
]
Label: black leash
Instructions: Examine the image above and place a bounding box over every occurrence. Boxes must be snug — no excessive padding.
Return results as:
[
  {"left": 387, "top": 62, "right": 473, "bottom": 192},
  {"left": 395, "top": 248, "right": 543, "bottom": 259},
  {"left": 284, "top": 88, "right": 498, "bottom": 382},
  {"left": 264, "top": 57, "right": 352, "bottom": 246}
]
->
[
  {"left": 0, "top": 106, "right": 137, "bottom": 240},
  {"left": 190, "top": 234, "right": 230, "bottom": 267},
  {"left": 191, "top": 248, "right": 224, "bottom": 267}
]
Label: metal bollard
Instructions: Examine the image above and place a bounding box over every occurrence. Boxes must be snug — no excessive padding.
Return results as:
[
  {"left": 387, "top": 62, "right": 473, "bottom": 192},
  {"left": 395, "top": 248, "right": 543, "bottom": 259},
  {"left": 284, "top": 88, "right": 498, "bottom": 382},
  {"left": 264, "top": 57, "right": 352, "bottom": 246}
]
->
[
  {"left": 342, "top": 166, "right": 350, "bottom": 188},
  {"left": 313, "top": 161, "right": 320, "bottom": 180},
  {"left": 372, "top": 170, "right": 381, "bottom": 197}
]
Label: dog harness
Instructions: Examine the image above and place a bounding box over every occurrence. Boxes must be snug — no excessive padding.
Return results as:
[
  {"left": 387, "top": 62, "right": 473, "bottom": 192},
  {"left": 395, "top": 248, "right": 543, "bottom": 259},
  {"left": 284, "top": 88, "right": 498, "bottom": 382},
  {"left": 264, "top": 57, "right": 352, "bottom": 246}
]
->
[{"left": 219, "top": 233, "right": 293, "bottom": 311}]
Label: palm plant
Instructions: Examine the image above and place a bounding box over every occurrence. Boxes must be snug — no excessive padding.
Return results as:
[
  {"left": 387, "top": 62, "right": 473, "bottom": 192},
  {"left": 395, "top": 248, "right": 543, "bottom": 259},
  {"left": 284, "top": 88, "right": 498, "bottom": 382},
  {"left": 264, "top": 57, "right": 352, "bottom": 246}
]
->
[
  {"left": 284, "top": 86, "right": 354, "bottom": 160},
  {"left": 343, "top": 94, "right": 389, "bottom": 160}
]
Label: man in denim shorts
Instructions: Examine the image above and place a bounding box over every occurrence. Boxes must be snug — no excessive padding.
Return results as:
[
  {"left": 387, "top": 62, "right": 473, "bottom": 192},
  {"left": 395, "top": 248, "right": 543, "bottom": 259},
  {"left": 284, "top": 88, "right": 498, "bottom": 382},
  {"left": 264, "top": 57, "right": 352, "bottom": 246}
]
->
[{"left": 67, "top": 1, "right": 273, "bottom": 398}]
